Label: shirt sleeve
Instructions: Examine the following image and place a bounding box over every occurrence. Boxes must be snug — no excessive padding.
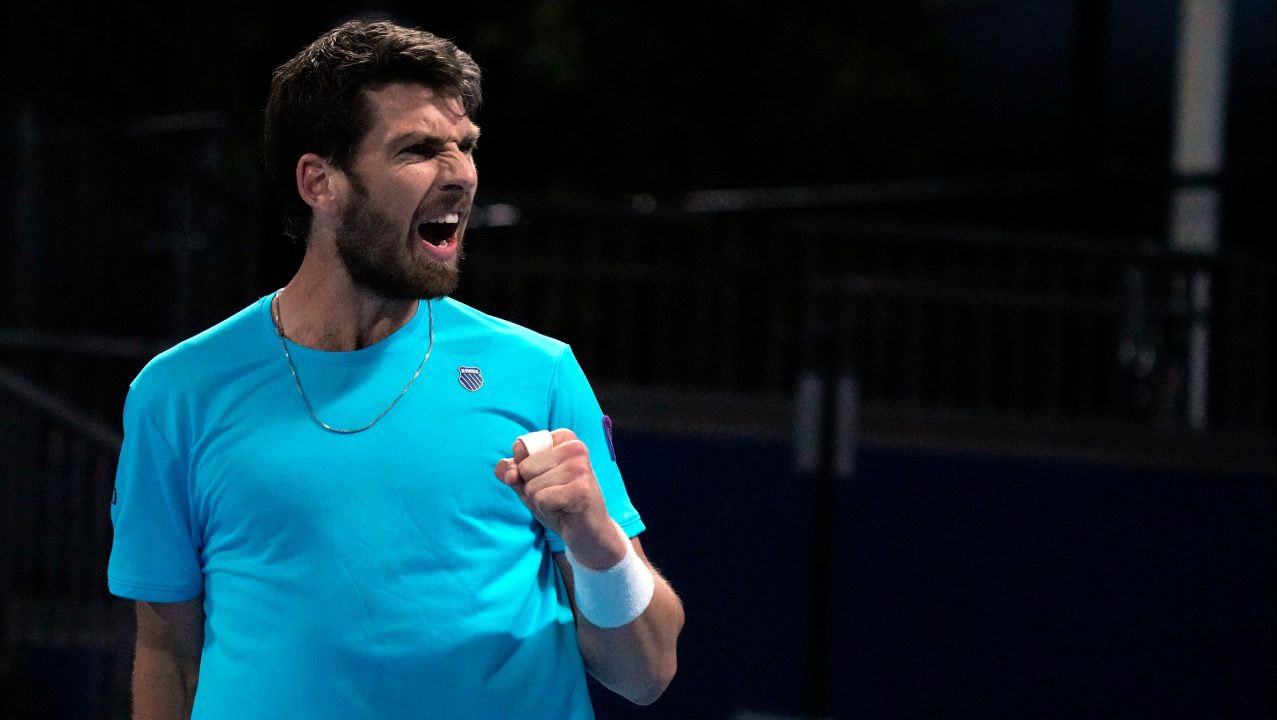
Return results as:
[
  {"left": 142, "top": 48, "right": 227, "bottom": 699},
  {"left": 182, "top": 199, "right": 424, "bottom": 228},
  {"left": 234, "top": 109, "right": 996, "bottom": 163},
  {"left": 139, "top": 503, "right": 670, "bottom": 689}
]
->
[
  {"left": 107, "top": 385, "right": 204, "bottom": 602},
  {"left": 542, "top": 346, "right": 645, "bottom": 552}
]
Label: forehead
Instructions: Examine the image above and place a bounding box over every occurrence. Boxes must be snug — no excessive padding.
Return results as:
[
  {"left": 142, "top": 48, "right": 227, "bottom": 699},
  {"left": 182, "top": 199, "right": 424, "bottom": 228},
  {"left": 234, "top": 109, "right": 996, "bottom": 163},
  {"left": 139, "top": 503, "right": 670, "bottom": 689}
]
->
[{"left": 360, "top": 82, "right": 476, "bottom": 145}]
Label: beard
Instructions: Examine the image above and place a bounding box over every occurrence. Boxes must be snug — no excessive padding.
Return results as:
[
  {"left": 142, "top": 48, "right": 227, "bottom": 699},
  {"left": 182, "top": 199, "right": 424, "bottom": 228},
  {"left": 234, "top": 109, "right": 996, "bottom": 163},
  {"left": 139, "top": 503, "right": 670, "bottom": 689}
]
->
[{"left": 334, "top": 175, "right": 462, "bottom": 300}]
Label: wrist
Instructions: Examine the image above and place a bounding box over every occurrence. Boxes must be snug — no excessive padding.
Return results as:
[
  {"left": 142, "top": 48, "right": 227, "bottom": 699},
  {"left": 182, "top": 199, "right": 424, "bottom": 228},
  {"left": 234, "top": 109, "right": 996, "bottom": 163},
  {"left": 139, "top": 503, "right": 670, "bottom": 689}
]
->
[
  {"left": 565, "top": 521, "right": 655, "bottom": 629},
  {"left": 561, "top": 513, "right": 628, "bottom": 570}
]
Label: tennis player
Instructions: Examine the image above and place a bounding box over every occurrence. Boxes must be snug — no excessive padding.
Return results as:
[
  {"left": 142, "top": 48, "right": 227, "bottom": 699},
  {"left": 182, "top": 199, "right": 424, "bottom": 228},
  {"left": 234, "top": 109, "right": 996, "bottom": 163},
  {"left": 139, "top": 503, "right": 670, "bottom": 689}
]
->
[{"left": 108, "top": 19, "right": 683, "bottom": 719}]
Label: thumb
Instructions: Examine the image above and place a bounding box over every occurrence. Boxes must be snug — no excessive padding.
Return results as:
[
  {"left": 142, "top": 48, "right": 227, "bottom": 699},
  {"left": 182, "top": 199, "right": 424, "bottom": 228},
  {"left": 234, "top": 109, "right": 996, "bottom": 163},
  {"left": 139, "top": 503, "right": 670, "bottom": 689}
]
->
[
  {"left": 512, "top": 429, "right": 554, "bottom": 463},
  {"left": 511, "top": 440, "right": 530, "bottom": 464}
]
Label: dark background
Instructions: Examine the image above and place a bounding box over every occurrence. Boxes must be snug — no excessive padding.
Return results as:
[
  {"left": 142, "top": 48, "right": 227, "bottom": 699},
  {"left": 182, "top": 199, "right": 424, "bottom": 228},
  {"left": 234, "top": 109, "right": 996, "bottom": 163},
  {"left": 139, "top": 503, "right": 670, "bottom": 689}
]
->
[
  {"left": 2, "top": 1, "right": 1276, "bottom": 718},
  {"left": 5, "top": 0, "right": 1275, "bottom": 247}
]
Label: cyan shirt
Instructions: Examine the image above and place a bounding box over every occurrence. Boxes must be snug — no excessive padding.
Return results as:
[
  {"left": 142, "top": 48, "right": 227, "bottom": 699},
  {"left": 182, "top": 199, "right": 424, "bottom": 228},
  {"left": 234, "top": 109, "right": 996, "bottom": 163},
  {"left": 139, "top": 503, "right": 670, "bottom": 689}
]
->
[{"left": 108, "top": 294, "right": 642, "bottom": 719}]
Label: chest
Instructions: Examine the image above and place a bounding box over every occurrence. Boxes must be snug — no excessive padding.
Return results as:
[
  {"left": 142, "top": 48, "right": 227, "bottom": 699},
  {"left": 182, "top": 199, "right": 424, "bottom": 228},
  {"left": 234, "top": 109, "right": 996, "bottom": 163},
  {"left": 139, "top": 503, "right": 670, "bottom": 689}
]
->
[{"left": 186, "top": 357, "right": 548, "bottom": 560}]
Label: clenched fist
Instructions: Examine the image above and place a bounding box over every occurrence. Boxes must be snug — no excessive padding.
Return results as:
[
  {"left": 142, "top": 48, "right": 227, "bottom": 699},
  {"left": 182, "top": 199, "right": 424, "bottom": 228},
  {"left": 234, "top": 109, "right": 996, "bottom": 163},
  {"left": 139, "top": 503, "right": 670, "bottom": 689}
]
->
[{"left": 494, "top": 429, "right": 628, "bottom": 570}]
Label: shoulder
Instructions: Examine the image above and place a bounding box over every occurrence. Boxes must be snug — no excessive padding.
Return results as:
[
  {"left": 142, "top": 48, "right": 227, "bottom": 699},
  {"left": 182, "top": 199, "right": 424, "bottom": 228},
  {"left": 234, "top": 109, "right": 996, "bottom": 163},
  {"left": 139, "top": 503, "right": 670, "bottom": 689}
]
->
[
  {"left": 129, "top": 297, "right": 275, "bottom": 406},
  {"left": 437, "top": 297, "right": 569, "bottom": 362}
]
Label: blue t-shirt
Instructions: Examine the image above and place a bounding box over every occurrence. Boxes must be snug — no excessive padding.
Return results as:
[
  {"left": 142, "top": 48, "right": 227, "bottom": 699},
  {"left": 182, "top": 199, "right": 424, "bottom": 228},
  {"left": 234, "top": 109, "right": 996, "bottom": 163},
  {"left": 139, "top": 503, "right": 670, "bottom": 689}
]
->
[{"left": 107, "top": 294, "right": 643, "bottom": 719}]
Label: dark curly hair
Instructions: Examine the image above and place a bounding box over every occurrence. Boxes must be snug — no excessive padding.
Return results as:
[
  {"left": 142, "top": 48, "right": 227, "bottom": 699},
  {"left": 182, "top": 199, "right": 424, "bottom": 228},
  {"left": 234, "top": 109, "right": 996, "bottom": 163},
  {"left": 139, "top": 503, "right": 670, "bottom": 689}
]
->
[{"left": 263, "top": 20, "right": 482, "bottom": 241}]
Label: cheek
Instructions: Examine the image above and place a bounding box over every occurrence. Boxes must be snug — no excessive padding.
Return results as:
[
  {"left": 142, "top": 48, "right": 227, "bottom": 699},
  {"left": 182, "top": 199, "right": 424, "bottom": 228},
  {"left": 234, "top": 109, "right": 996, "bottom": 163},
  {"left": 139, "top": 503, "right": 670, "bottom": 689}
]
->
[{"left": 380, "top": 175, "right": 430, "bottom": 209}]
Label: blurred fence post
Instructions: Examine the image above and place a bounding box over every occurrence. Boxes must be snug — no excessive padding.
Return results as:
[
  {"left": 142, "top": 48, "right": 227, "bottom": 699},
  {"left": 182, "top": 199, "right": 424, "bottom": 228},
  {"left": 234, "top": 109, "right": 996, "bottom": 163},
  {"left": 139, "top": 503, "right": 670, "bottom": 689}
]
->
[{"left": 1168, "top": 0, "right": 1232, "bottom": 431}]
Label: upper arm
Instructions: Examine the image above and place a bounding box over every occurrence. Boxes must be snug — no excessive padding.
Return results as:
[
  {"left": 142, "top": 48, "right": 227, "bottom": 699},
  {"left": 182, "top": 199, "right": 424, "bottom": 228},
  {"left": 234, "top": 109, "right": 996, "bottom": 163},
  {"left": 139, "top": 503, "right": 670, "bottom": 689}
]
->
[{"left": 109, "top": 392, "right": 204, "bottom": 601}]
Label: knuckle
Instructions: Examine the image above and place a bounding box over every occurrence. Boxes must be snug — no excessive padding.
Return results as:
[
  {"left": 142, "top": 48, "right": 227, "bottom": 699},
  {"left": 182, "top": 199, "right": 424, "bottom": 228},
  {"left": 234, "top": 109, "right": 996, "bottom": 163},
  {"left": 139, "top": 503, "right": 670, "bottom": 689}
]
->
[{"left": 532, "top": 493, "right": 559, "bottom": 516}]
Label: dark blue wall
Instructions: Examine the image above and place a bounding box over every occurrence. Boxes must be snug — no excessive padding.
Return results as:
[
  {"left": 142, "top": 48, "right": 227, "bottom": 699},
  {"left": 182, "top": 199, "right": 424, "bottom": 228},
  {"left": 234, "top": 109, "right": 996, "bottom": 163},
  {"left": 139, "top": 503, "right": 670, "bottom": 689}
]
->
[{"left": 592, "top": 431, "right": 1277, "bottom": 719}]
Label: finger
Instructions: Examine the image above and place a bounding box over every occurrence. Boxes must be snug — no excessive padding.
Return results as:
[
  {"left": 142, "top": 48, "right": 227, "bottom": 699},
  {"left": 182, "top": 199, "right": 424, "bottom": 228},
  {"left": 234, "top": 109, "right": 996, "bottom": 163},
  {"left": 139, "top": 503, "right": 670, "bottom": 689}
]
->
[
  {"left": 510, "top": 442, "right": 525, "bottom": 464},
  {"left": 518, "top": 438, "right": 591, "bottom": 486},
  {"left": 548, "top": 428, "right": 578, "bottom": 446},
  {"left": 522, "top": 444, "right": 594, "bottom": 496},
  {"left": 515, "top": 429, "right": 554, "bottom": 459},
  {"left": 521, "top": 463, "right": 573, "bottom": 496},
  {"left": 511, "top": 439, "right": 530, "bottom": 464},
  {"left": 490, "top": 462, "right": 526, "bottom": 495},
  {"left": 494, "top": 458, "right": 524, "bottom": 490},
  {"left": 523, "top": 482, "right": 588, "bottom": 519}
]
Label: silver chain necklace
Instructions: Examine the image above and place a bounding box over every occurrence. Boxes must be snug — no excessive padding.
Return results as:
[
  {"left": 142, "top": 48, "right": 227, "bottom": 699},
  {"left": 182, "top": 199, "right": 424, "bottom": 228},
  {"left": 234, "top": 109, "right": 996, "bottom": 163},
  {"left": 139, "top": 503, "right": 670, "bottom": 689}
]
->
[{"left": 271, "top": 292, "right": 434, "bottom": 434}]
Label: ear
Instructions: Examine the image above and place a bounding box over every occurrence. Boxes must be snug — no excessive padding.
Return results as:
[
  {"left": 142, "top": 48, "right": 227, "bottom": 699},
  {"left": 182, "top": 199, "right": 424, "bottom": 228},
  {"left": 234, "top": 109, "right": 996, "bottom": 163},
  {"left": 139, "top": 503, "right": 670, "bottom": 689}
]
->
[{"left": 295, "top": 153, "right": 347, "bottom": 221}]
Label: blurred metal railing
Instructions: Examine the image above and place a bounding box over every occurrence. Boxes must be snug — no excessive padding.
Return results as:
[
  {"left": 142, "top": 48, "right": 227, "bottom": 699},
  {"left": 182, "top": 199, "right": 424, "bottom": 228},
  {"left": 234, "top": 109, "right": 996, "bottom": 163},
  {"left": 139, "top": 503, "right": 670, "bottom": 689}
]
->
[
  {"left": 2, "top": 192, "right": 1272, "bottom": 451},
  {"left": 455, "top": 203, "right": 1274, "bottom": 465}
]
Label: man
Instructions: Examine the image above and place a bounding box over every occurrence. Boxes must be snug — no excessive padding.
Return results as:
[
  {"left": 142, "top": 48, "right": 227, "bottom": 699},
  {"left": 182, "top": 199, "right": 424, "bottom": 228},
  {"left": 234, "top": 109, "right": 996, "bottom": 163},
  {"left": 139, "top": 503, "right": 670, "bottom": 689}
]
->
[{"left": 108, "top": 19, "right": 683, "bottom": 719}]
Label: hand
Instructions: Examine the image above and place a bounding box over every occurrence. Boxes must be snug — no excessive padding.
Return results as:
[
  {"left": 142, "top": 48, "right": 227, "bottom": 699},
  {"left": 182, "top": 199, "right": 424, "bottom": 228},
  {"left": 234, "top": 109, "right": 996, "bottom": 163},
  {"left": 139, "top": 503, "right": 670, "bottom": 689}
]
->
[{"left": 494, "top": 429, "right": 628, "bottom": 569}]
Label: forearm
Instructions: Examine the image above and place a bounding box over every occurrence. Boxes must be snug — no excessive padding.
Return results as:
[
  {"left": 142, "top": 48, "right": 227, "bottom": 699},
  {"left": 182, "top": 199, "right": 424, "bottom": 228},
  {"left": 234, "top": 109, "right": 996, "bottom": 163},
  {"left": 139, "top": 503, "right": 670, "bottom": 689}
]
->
[
  {"left": 133, "top": 599, "right": 203, "bottom": 720},
  {"left": 554, "top": 540, "right": 684, "bottom": 705},
  {"left": 574, "top": 569, "right": 684, "bottom": 705},
  {"left": 132, "top": 645, "right": 199, "bottom": 719}
]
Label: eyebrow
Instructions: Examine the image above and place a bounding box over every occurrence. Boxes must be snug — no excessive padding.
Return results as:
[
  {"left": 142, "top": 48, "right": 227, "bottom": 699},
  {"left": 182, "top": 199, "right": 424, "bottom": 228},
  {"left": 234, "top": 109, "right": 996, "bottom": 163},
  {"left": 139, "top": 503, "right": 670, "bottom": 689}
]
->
[{"left": 390, "top": 127, "right": 481, "bottom": 151}]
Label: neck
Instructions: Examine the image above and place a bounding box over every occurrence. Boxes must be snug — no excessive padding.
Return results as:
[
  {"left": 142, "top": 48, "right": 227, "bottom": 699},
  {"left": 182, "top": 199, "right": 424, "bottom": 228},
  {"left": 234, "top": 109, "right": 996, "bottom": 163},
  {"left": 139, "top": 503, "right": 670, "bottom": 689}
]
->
[{"left": 275, "top": 248, "right": 419, "bottom": 352}]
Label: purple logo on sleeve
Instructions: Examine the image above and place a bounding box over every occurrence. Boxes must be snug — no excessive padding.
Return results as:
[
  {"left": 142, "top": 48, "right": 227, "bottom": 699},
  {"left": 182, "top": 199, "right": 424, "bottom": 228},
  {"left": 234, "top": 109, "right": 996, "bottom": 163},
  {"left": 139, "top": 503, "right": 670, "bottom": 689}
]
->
[{"left": 602, "top": 415, "right": 617, "bottom": 462}]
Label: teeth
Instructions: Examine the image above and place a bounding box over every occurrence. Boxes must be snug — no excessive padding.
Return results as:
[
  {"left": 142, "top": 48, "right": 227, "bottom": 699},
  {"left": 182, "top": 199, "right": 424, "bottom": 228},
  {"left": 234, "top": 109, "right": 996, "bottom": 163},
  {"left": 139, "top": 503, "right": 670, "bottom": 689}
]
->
[{"left": 424, "top": 213, "right": 460, "bottom": 224}]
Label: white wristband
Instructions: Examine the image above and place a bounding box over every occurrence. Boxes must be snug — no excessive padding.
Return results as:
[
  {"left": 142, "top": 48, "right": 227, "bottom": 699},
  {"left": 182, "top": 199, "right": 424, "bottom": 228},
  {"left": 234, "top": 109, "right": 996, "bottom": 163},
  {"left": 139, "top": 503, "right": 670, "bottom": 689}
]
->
[
  {"left": 517, "top": 429, "right": 554, "bottom": 456},
  {"left": 565, "top": 523, "right": 655, "bottom": 628}
]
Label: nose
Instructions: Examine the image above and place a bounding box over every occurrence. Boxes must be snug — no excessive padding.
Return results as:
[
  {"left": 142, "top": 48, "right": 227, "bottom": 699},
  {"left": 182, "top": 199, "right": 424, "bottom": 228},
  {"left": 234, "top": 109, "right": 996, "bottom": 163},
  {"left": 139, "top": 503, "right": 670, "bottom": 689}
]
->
[{"left": 439, "top": 149, "right": 478, "bottom": 194}]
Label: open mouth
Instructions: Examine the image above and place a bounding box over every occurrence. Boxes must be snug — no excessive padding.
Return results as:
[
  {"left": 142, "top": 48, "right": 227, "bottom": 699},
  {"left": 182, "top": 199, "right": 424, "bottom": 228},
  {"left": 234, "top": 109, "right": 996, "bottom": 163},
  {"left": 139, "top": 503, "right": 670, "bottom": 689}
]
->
[{"left": 417, "top": 212, "right": 461, "bottom": 247}]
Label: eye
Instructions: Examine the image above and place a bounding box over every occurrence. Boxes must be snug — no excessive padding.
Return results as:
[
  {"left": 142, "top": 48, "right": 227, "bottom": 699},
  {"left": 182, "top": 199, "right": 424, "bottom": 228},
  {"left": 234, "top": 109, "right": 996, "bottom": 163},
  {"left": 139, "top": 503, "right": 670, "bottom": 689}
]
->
[
  {"left": 403, "top": 143, "right": 440, "bottom": 159},
  {"left": 458, "top": 138, "right": 478, "bottom": 154}
]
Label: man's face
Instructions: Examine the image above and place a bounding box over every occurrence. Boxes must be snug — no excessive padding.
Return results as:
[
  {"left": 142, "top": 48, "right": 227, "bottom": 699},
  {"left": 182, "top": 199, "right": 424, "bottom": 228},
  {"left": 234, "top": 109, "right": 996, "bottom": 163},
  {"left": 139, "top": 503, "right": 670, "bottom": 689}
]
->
[{"left": 334, "top": 83, "right": 480, "bottom": 300}]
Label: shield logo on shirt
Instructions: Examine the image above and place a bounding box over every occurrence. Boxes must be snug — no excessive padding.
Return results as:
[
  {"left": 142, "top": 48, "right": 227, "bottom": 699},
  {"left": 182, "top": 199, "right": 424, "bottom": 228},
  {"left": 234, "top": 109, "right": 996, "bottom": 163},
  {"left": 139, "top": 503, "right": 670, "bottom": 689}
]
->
[{"left": 458, "top": 366, "right": 484, "bottom": 392}]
